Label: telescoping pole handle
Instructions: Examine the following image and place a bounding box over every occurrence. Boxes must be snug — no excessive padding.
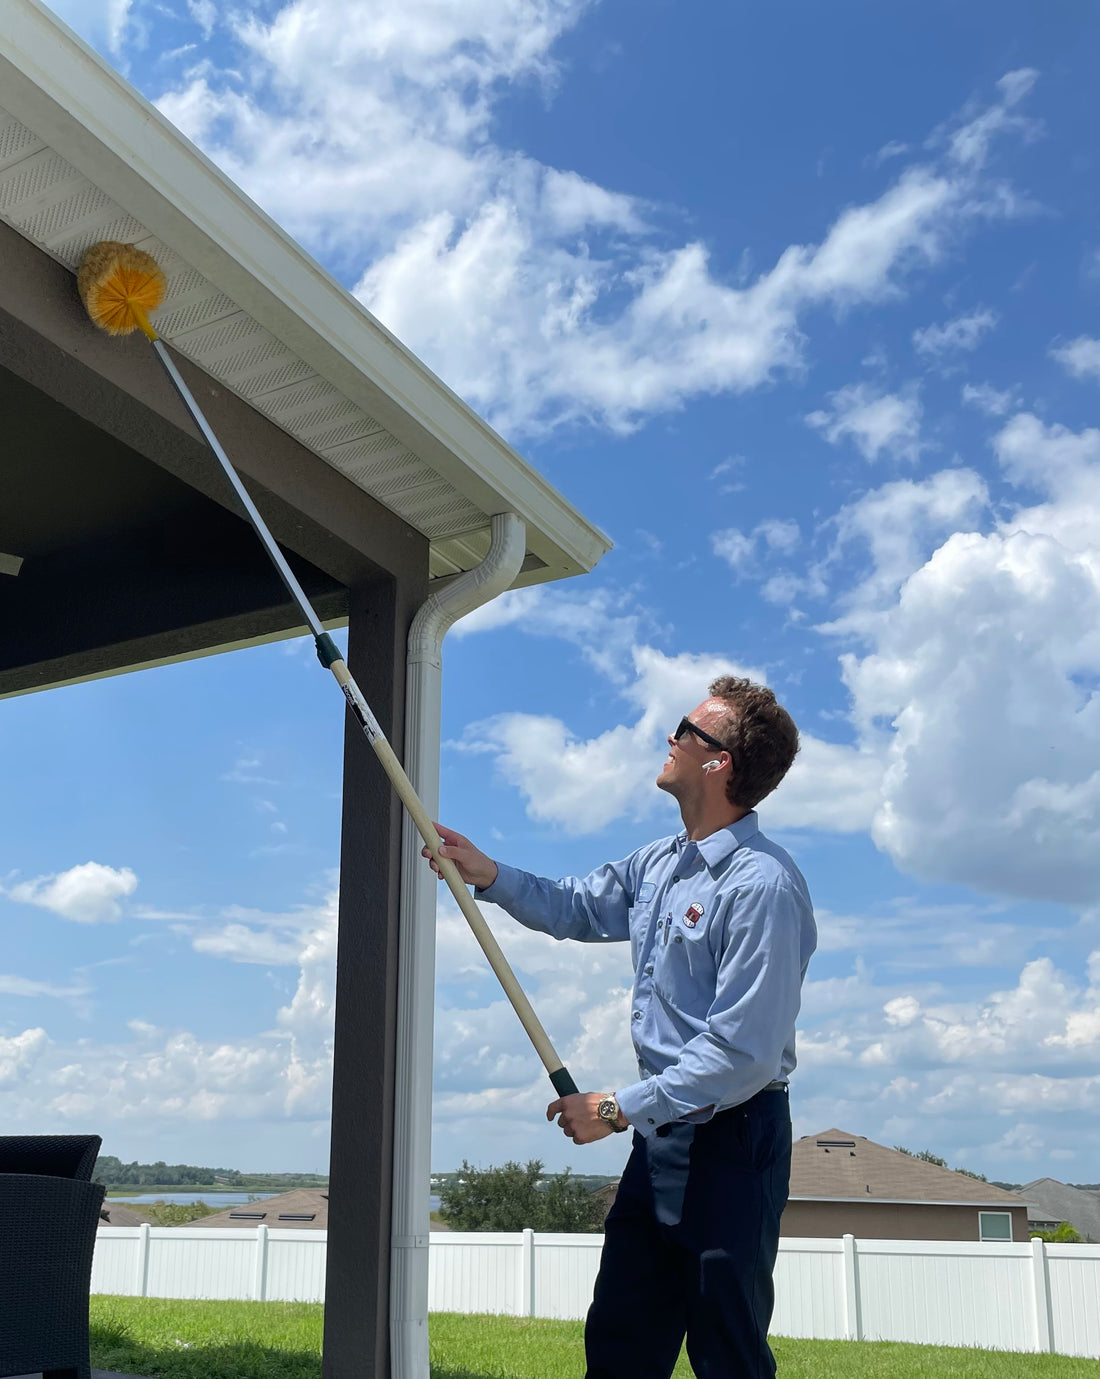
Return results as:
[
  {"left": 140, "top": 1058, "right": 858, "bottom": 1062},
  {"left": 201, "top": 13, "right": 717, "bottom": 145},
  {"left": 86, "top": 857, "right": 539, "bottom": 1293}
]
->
[
  {"left": 323, "top": 645, "right": 579, "bottom": 1098},
  {"left": 150, "top": 337, "right": 579, "bottom": 1098}
]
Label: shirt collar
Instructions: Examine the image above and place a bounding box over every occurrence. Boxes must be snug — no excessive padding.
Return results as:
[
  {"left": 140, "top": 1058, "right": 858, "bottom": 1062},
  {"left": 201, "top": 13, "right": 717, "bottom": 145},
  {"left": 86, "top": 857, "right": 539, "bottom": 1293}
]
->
[{"left": 679, "top": 812, "right": 759, "bottom": 869}]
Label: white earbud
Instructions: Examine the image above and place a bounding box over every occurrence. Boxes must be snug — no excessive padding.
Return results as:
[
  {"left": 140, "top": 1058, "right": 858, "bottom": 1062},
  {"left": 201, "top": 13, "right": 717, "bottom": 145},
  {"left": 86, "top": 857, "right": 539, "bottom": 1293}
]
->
[{"left": 702, "top": 760, "right": 721, "bottom": 773}]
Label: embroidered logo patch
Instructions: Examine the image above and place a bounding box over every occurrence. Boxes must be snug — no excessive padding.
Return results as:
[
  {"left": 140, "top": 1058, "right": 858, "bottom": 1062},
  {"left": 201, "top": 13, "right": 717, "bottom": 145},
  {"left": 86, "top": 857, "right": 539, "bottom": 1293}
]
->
[
  {"left": 637, "top": 882, "right": 657, "bottom": 904},
  {"left": 683, "top": 902, "right": 704, "bottom": 928}
]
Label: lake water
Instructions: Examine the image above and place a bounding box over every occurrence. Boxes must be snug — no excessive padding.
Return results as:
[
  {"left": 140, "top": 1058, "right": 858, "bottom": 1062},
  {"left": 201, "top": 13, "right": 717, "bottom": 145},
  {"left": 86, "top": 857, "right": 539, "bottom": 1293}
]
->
[{"left": 107, "top": 1191, "right": 279, "bottom": 1206}]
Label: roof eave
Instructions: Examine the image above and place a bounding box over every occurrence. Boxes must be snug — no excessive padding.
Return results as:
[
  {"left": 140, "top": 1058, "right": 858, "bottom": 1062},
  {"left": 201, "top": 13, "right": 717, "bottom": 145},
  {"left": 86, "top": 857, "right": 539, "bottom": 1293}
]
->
[{"left": 0, "top": 0, "right": 611, "bottom": 584}]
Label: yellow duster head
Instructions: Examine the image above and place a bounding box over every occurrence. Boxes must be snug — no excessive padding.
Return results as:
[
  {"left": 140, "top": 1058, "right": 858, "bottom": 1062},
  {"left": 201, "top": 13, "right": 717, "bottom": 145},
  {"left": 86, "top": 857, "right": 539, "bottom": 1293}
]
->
[{"left": 78, "top": 241, "right": 166, "bottom": 339}]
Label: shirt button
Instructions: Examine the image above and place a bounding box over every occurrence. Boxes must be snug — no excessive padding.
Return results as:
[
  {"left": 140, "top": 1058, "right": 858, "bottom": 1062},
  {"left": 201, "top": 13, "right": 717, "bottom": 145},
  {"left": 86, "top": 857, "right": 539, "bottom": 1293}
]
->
[
  {"left": 672, "top": 875, "right": 679, "bottom": 883},
  {"left": 674, "top": 935, "right": 683, "bottom": 944},
  {"left": 656, "top": 920, "right": 663, "bottom": 929},
  {"left": 644, "top": 965, "right": 653, "bottom": 975},
  {"left": 647, "top": 1118, "right": 655, "bottom": 1124},
  {"left": 632, "top": 1011, "right": 642, "bottom": 1021}
]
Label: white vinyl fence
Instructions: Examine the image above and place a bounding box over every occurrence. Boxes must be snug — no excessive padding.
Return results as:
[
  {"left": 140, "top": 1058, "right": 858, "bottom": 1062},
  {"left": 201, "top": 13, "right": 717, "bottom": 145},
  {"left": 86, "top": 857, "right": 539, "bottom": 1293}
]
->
[{"left": 93, "top": 1227, "right": 1100, "bottom": 1359}]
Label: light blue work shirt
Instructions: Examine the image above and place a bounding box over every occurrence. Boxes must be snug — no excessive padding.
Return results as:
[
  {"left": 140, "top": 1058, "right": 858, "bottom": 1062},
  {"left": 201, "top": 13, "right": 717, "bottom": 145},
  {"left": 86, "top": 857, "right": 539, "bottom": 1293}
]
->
[{"left": 479, "top": 811, "right": 817, "bottom": 1137}]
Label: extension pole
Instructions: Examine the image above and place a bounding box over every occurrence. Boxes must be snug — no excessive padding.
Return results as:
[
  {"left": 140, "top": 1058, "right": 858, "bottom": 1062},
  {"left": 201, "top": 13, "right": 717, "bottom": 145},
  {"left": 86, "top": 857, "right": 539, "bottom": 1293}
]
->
[{"left": 151, "top": 338, "right": 579, "bottom": 1098}]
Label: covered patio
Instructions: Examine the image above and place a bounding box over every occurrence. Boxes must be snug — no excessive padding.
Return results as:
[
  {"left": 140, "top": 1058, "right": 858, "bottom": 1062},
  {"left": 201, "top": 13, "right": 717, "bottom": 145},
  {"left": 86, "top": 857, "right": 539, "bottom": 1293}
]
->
[{"left": 0, "top": 3, "right": 609, "bottom": 1376}]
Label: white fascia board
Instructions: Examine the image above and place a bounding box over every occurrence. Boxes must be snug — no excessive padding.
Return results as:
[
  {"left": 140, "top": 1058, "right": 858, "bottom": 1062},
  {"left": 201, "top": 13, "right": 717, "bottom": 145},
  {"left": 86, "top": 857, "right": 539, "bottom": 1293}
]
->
[{"left": 0, "top": 0, "right": 611, "bottom": 582}]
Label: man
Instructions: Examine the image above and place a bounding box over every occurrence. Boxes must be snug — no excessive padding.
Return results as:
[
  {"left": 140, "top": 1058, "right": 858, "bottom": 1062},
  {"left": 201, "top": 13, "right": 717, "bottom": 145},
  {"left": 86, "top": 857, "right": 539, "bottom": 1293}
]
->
[{"left": 429, "top": 675, "right": 816, "bottom": 1378}]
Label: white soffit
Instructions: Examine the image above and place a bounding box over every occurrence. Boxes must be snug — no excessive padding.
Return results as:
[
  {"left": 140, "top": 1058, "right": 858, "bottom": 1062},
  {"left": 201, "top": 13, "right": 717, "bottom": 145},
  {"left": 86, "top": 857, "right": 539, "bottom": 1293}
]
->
[{"left": 0, "top": 0, "right": 610, "bottom": 587}]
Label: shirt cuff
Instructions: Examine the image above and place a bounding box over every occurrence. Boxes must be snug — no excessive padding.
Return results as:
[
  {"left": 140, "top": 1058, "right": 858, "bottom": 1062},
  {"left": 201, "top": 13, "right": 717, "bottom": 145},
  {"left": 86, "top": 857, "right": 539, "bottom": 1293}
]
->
[
  {"left": 475, "top": 861, "right": 523, "bottom": 906},
  {"left": 615, "top": 1078, "right": 668, "bottom": 1137},
  {"left": 616, "top": 1079, "right": 722, "bottom": 1136}
]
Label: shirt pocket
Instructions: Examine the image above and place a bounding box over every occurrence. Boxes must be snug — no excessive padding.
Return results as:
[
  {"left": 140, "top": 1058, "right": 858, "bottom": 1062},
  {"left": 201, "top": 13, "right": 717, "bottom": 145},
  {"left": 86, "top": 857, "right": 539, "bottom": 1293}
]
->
[{"left": 654, "top": 912, "right": 718, "bottom": 1007}]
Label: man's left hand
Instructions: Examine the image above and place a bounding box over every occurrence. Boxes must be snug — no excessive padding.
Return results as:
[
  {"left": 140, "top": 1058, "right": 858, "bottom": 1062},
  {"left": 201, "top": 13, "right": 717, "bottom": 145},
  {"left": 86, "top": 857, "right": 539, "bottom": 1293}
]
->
[{"left": 546, "top": 1092, "right": 623, "bottom": 1144}]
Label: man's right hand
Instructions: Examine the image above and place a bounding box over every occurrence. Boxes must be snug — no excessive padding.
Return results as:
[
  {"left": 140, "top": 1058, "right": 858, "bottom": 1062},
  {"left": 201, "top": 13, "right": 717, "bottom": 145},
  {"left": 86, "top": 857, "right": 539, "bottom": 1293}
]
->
[{"left": 423, "top": 824, "right": 499, "bottom": 891}]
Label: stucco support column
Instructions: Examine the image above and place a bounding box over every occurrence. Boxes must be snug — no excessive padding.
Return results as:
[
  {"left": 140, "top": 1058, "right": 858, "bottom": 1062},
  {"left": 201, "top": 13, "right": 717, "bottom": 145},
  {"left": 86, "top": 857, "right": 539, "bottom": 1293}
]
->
[{"left": 322, "top": 570, "right": 421, "bottom": 1379}]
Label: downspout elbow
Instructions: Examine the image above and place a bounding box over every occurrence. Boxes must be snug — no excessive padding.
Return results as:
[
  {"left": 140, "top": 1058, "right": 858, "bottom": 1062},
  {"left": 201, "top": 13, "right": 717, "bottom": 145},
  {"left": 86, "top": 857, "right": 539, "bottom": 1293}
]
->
[{"left": 407, "top": 512, "right": 527, "bottom": 666}]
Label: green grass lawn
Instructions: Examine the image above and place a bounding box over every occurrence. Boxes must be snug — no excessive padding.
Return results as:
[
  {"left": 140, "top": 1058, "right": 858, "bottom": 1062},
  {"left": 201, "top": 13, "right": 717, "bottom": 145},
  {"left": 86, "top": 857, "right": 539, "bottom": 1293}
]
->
[{"left": 89, "top": 1297, "right": 1097, "bottom": 1379}]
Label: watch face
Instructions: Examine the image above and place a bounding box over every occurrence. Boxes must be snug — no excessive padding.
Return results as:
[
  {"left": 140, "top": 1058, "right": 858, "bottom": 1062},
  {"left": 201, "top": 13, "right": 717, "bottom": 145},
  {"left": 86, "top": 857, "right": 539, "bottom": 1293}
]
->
[{"left": 598, "top": 1097, "right": 617, "bottom": 1122}]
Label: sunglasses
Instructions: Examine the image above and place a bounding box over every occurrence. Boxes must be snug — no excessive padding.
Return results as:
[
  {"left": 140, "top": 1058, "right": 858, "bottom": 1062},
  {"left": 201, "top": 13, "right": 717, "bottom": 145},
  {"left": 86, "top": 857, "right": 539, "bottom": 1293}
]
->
[{"left": 674, "top": 716, "right": 729, "bottom": 754}]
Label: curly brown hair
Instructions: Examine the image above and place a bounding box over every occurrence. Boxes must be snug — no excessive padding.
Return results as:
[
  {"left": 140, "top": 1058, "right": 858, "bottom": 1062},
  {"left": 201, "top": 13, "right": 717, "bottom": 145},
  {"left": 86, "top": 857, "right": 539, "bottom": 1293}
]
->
[{"left": 707, "top": 675, "right": 799, "bottom": 810}]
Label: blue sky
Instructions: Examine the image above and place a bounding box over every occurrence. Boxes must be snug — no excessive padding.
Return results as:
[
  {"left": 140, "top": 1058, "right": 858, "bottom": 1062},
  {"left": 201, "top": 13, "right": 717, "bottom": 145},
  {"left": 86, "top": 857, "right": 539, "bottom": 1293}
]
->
[{"left": 2, "top": 0, "right": 1099, "bottom": 1182}]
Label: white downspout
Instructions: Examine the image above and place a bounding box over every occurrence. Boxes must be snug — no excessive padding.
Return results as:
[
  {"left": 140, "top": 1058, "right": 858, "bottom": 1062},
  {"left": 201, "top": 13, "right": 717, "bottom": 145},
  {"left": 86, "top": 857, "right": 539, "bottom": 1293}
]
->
[{"left": 390, "top": 512, "right": 527, "bottom": 1379}]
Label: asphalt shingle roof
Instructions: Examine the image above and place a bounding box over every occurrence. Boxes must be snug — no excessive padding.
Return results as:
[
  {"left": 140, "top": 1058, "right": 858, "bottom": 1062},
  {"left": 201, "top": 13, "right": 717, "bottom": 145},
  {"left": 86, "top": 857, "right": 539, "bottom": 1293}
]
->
[
  {"left": 791, "top": 1129, "right": 1030, "bottom": 1206},
  {"left": 98, "top": 1201, "right": 154, "bottom": 1227},
  {"left": 1021, "top": 1178, "right": 1100, "bottom": 1242},
  {"left": 189, "top": 1188, "right": 328, "bottom": 1229}
]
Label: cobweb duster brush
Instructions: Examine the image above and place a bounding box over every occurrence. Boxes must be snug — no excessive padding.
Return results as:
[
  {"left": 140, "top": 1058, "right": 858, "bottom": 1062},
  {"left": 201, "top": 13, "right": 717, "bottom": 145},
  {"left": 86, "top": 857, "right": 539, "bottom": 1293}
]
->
[{"left": 77, "top": 241, "right": 166, "bottom": 339}]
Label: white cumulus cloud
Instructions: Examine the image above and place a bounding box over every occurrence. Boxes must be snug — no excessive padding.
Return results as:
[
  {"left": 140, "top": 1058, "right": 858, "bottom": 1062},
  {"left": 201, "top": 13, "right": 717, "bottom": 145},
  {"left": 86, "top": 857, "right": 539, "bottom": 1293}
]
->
[
  {"left": 461, "top": 643, "right": 880, "bottom": 836},
  {"left": 712, "top": 518, "right": 802, "bottom": 578},
  {"left": 913, "top": 307, "right": 998, "bottom": 356},
  {"left": 6, "top": 862, "right": 138, "bottom": 923},
  {"left": 827, "top": 468, "right": 990, "bottom": 615},
  {"left": 961, "top": 382, "right": 1019, "bottom": 416},
  {"left": 835, "top": 413, "right": 1100, "bottom": 903},
  {"left": 145, "top": 12, "right": 1039, "bottom": 435},
  {"left": 806, "top": 383, "right": 924, "bottom": 463},
  {"left": 0, "top": 1028, "right": 48, "bottom": 1087},
  {"left": 1050, "top": 336, "right": 1100, "bottom": 382},
  {"left": 0, "top": 893, "right": 338, "bottom": 1132}
]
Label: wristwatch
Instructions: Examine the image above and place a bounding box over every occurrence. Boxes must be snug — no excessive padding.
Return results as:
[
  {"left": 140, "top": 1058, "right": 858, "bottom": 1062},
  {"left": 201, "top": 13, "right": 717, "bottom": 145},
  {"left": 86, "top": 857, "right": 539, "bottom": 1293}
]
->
[{"left": 597, "top": 1094, "right": 627, "bottom": 1132}]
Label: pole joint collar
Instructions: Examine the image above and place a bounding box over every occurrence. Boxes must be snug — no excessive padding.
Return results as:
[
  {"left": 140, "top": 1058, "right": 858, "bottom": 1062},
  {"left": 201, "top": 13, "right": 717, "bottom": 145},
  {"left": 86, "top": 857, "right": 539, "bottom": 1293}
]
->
[{"left": 315, "top": 632, "right": 342, "bottom": 668}]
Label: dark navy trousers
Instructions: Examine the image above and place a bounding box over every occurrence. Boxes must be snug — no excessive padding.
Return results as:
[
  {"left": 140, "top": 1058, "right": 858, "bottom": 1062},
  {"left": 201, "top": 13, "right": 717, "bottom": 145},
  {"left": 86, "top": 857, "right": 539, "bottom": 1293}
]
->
[{"left": 585, "top": 1087, "right": 791, "bottom": 1379}]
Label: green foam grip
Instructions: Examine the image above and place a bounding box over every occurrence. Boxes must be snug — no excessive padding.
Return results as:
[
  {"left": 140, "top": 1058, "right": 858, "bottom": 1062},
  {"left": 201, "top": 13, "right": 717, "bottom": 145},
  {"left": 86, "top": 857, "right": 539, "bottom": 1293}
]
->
[
  {"left": 549, "top": 1067, "right": 579, "bottom": 1097},
  {"left": 315, "top": 632, "right": 342, "bottom": 668}
]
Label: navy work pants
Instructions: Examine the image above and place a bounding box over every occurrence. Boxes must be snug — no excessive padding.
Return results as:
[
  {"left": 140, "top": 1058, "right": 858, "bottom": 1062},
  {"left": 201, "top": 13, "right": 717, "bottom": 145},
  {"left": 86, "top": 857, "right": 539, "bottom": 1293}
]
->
[{"left": 585, "top": 1087, "right": 791, "bottom": 1379}]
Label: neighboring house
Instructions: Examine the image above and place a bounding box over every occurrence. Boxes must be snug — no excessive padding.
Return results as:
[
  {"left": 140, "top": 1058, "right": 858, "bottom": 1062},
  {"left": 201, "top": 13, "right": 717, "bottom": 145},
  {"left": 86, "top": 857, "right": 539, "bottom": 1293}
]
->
[
  {"left": 1021, "top": 1178, "right": 1100, "bottom": 1243},
  {"left": 783, "top": 1129, "right": 1032, "bottom": 1242},
  {"left": 190, "top": 1189, "right": 328, "bottom": 1231},
  {"left": 97, "top": 1202, "right": 153, "bottom": 1228}
]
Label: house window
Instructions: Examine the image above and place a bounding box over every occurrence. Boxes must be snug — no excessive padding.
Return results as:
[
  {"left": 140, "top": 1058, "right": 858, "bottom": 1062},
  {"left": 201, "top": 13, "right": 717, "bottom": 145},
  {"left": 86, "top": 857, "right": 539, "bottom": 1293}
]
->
[{"left": 979, "top": 1211, "right": 1012, "bottom": 1241}]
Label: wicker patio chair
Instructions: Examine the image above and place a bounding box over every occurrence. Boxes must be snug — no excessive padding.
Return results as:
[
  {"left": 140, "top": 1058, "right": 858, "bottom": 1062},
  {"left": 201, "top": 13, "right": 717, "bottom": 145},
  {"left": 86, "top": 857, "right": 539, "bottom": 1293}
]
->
[
  {"left": 0, "top": 1171, "right": 106, "bottom": 1379},
  {"left": 0, "top": 1135, "right": 101, "bottom": 1182}
]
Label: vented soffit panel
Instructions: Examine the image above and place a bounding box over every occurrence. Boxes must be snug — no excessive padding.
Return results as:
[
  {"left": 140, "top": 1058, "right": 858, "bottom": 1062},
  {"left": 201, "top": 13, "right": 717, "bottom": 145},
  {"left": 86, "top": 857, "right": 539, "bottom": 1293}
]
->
[{"left": 0, "top": 0, "right": 611, "bottom": 588}]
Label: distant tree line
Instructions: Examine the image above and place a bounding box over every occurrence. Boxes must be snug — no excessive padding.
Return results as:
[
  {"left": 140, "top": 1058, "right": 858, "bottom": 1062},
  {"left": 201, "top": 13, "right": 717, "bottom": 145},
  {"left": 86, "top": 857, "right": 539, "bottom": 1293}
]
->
[
  {"left": 94, "top": 1155, "right": 244, "bottom": 1186},
  {"left": 894, "top": 1146, "right": 987, "bottom": 1181}
]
